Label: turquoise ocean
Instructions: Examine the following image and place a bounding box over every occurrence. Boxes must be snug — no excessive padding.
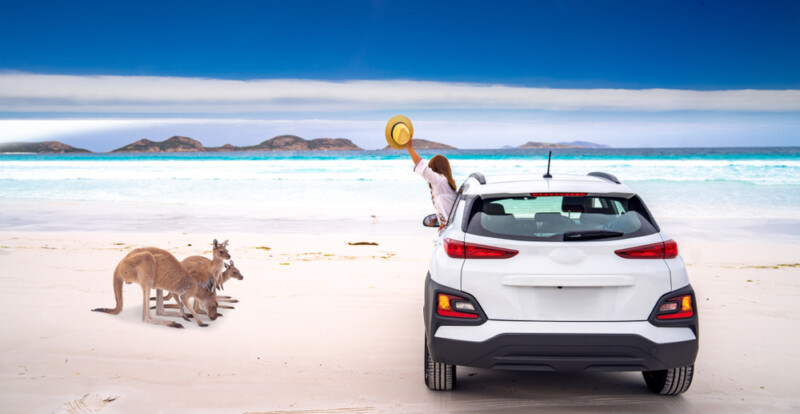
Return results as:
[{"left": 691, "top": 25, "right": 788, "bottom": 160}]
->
[{"left": 1, "top": 147, "right": 798, "bottom": 234}]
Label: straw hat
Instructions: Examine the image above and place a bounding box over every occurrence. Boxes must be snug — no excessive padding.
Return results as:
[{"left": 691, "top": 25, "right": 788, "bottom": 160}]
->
[{"left": 385, "top": 115, "right": 414, "bottom": 149}]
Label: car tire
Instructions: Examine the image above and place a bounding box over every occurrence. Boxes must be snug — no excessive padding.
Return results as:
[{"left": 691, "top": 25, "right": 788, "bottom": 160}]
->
[
  {"left": 425, "top": 338, "right": 456, "bottom": 390},
  {"left": 642, "top": 365, "right": 694, "bottom": 395}
]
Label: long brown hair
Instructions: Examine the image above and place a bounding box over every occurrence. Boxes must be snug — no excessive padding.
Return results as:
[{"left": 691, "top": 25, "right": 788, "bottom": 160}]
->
[{"left": 429, "top": 155, "right": 456, "bottom": 191}]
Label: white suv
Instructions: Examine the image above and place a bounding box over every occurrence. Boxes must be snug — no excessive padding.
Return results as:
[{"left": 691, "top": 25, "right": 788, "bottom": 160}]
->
[{"left": 423, "top": 172, "right": 698, "bottom": 394}]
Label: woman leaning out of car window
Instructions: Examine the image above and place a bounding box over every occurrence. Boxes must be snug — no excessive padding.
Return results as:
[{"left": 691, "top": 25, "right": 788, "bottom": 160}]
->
[{"left": 406, "top": 137, "right": 457, "bottom": 229}]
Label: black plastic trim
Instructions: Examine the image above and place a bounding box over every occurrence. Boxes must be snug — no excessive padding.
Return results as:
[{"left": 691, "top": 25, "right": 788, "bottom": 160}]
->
[
  {"left": 444, "top": 187, "right": 464, "bottom": 229},
  {"left": 430, "top": 333, "right": 698, "bottom": 372},
  {"left": 424, "top": 274, "right": 487, "bottom": 357},
  {"left": 648, "top": 284, "right": 700, "bottom": 338},
  {"left": 460, "top": 194, "right": 480, "bottom": 233},
  {"left": 629, "top": 195, "right": 661, "bottom": 233},
  {"left": 588, "top": 171, "right": 621, "bottom": 184}
]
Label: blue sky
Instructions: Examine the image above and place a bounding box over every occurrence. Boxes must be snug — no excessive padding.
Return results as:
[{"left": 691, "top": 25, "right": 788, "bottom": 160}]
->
[{"left": 1, "top": 0, "right": 799, "bottom": 150}]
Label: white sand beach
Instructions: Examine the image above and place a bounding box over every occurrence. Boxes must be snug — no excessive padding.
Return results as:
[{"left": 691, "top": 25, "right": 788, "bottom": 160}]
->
[{"left": 1, "top": 219, "right": 799, "bottom": 413}]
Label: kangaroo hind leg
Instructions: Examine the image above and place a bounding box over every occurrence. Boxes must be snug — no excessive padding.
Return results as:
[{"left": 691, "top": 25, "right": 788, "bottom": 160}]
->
[{"left": 130, "top": 254, "right": 182, "bottom": 329}]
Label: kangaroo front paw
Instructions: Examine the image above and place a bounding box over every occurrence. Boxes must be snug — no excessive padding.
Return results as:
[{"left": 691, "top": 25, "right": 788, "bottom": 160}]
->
[{"left": 168, "top": 322, "right": 184, "bottom": 329}]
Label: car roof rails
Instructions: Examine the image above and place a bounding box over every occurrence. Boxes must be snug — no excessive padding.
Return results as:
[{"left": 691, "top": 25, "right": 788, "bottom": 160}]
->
[
  {"left": 468, "top": 172, "right": 486, "bottom": 185},
  {"left": 587, "top": 172, "right": 620, "bottom": 184}
]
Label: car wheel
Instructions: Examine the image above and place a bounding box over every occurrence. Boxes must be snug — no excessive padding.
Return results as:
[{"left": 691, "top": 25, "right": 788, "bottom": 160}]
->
[
  {"left": 425, "top": 338, "right": 456, "bottom": 390},
  {"left": 642, "top": 365, "right": 694, "bottom": 395}
]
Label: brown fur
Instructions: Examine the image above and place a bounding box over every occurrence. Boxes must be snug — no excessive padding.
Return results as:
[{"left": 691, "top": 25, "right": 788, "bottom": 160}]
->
[
  {"left": 181, "top": 257, "right": 243, "bottom": 311},
  {"left": 92, "top": 247, "right": 218, "bottom": 328},
  {"left": 153, "top": 238, "right": 229, "bottom": 305}
]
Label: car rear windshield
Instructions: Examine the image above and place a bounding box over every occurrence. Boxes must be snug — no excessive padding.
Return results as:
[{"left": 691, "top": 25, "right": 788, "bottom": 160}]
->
[{"left": 466, "top": 195, "right": 658, "bottom": 241}]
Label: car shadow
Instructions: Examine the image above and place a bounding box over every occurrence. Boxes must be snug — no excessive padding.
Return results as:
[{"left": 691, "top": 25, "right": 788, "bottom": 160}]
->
[{"left": 428, "top": 368, "right": 693, "bottom": 413}]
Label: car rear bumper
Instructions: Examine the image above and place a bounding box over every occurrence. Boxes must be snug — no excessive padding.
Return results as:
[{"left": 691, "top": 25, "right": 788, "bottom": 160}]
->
[
  {"left": 430, "top": 328, "right": 698, "bottom": 371},
  {"left": 425, "top": 274, "right": 699, "bottom": 372}
]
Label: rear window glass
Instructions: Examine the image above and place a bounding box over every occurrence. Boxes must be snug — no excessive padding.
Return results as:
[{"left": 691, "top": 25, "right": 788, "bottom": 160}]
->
[{"left": 466, "top": 195, "right": 658, "bottom": 241}]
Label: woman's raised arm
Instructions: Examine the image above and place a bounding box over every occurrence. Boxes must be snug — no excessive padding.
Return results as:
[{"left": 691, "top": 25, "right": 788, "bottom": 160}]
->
[{"left": 406, "top": 137, "right": 422, "bottom": 166}]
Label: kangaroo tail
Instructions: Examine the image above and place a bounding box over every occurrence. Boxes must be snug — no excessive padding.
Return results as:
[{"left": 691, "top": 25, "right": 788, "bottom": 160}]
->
[{"left": 92, "top": 266, "right": 124, "bottom": 314}]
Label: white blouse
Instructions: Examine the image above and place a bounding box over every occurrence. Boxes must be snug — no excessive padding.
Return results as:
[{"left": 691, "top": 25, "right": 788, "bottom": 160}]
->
[{"left": 414, "top": 159, "right": 457, "bottom": 224}]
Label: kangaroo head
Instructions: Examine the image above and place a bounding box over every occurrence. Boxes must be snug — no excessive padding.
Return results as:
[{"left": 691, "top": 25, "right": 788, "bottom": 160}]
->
[
  {"left": 199, "top": 276, "right": 219, "bottom": 320},
  {"left": 223, "top": 260, "right": 243, "bottom": 280},
  {"left": 212, "top": 239, "right": 231, "bottom": 260}
]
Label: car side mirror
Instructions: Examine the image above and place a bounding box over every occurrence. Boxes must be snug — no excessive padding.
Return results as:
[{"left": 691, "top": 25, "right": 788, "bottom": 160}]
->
[{"left": 422, "top": 214, "right": 439, "bottom": 228}]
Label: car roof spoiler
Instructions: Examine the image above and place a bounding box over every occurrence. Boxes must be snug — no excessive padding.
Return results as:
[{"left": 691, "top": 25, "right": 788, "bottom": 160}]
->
[
  {"left": 468, "top": 172, "right": 486, "bottom": 185},
  {"left": 587, "top": 172, "right": 620, "bottom": 184},
  {"left": 466, "top": 171, "right": 620, "bottom": 185}
]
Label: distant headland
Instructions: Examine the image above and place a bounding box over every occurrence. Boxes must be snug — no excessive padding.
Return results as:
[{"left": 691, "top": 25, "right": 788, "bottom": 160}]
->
[
  {"left": 0, "top": 136, "right": 611, "bottom": 153},
  {"left": 382, "top": 139, "right": 457, "bottom": 150},
  {"left": 0, "top": 141, "right": 91, "bottom": 153},
  {"left": 110, "top": 135, "right": 362, "bottom": 153}
]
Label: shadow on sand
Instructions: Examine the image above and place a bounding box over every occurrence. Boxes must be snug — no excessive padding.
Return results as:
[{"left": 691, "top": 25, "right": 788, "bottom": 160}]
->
[{"left": 421, "top": 368, "right": 692, "bottom": 414}]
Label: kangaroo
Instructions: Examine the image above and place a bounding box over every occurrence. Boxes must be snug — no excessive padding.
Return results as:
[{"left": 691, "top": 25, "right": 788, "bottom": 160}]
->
[
  {"left": 219, "top": 260, "right": 244, "bottom": 289},
  {"left": 208, "top": 260, "right": 243, "bottom": 306},
  {"left": 160, "top": 260, "right": 244, "bottom": 310},
  {"left": 93, "top": 247, "right": 218, "bottom": 328},
  {"left": 171, "top": 259, "right": 244, "bottom": 314},
  {"left": 153, "top": 239, "right": 231, "bottom": 310},
  {"left": 208, "top": 239, "right": 231, "bottom": 287}
]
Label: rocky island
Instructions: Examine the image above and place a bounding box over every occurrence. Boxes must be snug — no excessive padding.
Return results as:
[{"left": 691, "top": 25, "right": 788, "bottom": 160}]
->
[
  {"left": 382, "top": 139, "right": 455, "bottom": 150},
  {"left": 235, "top": 135, "right": 362, "bottom": 151},
  {"left": 516, "top": 141, "right": 610, "bottom": 149},
  {"left": 0, "top": 141, "right": 91, "bottom": 153},
  {"left": 517, "top": 141, "right": 581, "bottom": 149},
  {"left": 558, "top": 141, "right": 611, "bottom": 149},
  {"left": 111, "top": 136, "right": 204, "bottom": 153},
  {"left": 112, "top": 135, "right": 362, "bottom": 153}
]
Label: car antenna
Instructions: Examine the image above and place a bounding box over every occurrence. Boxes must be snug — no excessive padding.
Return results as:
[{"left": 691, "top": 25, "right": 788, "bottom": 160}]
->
[{"left": 543, "top": 151, "right": 553, "bottom": 179}]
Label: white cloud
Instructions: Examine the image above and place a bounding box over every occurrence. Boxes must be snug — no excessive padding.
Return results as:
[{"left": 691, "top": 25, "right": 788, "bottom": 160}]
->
[{"left": 1, "top": 73, "right": 799, "bottom": 113}]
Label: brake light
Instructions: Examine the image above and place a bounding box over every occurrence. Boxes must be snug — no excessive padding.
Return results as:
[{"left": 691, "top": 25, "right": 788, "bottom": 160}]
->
[
  {"left": 444, "top": 239, "right": 518, "bottom": 259},
  {"left": 437, "top": 293, "right": 479, "bottom": 319},
  {"left": 615, "top": 240, "right": 679, "bottom": 259},
  {"left": 529, "top": 192, "right": 587, "bottom": 197},
  {"left": 656, "top": 294, "right": 694, "bottom": 320},
  {"left": 443, "top": 238, "right": 466, "bottom": 258},
  {"left": 664, "top": 239, "right": 678, "bottom": 258}
]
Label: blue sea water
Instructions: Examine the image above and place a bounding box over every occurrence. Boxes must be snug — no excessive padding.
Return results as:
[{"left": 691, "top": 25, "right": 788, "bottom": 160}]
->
[{"left": 1, "top": 147, "right": 798, "bottom": 232}]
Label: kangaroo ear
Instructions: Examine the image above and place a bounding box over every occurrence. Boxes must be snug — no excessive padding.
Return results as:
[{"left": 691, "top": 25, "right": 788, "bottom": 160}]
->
[
  {"left": 205, "top": 277, "right": 215, "bottom": 292},
  {"left": 213, "top": 239, "right": 218, "bottom": 248},
  {"left": 229, "top": 260, "right": 234, "bottom": 267},
  {"left": 223, "top": 239, "right": 229, "bottom": 247},
  {"left": 224, "top": 263, "right": 230, "bottom": 269}
]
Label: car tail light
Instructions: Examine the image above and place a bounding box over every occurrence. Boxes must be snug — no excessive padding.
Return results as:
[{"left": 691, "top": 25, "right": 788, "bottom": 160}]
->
[
  {"left": 443, "top": 238, "right": 466, "bottom": 258},
  {"left": 656, "top": 294, "right": 694, "bottom": 320},
  {"left": 437, "top": 293, "right": 479, "bottom": 319},
  {"left": 444, "top": 239, "right": 518, "bottom": 259},
  {"left": 615, "top": 240, "right": 679, "bottom": 259},
  {"left": 529, "top": 192, "right": 587, "bottom": 197}
]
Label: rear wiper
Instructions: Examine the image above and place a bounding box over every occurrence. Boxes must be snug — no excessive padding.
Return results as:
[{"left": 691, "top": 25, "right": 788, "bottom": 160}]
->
[{"left": 563, "top": 230, "right": 624, "bottom": 241}]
